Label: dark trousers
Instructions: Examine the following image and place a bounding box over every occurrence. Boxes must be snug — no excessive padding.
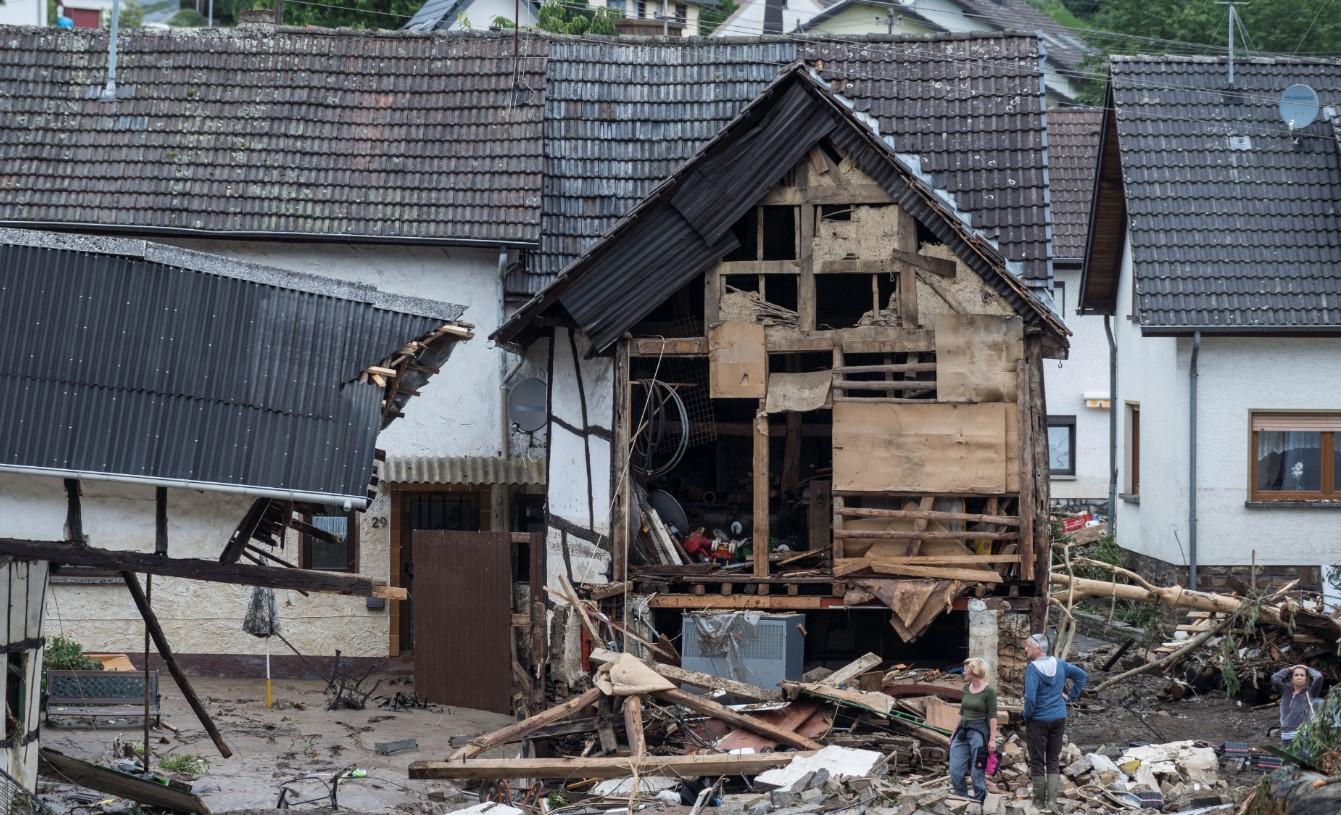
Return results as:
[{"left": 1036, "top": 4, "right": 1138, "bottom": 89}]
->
[{"left": 1026, "top": 718, "right": 1066, "bottom": 775}]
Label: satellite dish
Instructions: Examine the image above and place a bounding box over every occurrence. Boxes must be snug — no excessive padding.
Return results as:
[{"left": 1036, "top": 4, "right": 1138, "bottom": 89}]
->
[
  {"left": 507, "top": 378, "right": 547, "bottom": 433},
  {"left": 1280, "top": 83, "right": 1320, "bottom": 130}
]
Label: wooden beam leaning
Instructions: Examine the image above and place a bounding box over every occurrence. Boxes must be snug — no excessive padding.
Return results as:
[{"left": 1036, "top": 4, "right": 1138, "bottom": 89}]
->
[
  {"left": 0, "top": 539, "right": 403, "bottom": 599},
  {"left": 448, "top": 687, "right": 604, "bottom": 761},
  {"left": 753, "top": 410, "right": 769, "bottom": 581},
  {"left": 122, "top": 573, "right": 233, "bottom": 759},
  {"left": 834, "top": 507, "right": 1020, "bottom": 526},
  {"left": 623, "top": 695, "right": 647, "bottom": 758},
  {"left": 410, "top": 751, "right": 817, "bottom": 781},
  {"left": 653, "top": 688, "right": 823, "bottom": 750},
  {"left": 589, "top": 648, "right": 781, "bottom": 702}
]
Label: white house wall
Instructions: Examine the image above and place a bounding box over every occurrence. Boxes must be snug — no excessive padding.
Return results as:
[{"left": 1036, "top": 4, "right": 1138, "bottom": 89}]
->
[
  {"left": 10, "top": 474, "right": 394, "bottom": 659},
  {"left": 0, "top": 0, "right": 45, "bottom": 25},
  {"left": 1045, "top": 265, "right": 1111, "bottom": 503},
  {"left": 451, "top": 0, "right": 539, "bottom": 28},
  {"left": 712, "top": 0, "right": 824, "bottom": 36},
  {"left": 1111, "top": 231, "right": 1188, "bottom": 566}
]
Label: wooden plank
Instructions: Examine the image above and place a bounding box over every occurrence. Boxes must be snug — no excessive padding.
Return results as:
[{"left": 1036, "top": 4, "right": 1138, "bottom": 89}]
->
[
  {"left": 833, "top": 555, "right": 1020, "bottom": 576},
  {"left": 834, "top": 379, "right": 936, "bottom": 391},
  {"left": 819, "top": 653, "right": 882, "bottom": 687},
  {"left": 808, "top": 479, "right": 831, "bottom": 553},
  {"left": 798, "top": 203, "right": 816, "bottom": 331},
  {"left": 834, "top": 507, "right": 1020, "bottom": 526},
  {"left": 409, "top": 751, "right": 818, "bottom": 780},
  {"left": 831, "top": 402, "right": 1018, "bottom": 494},
  {"left": 760, "top": 183, "right": 893, "bottom": 205},
  {"left": 784, "top": 682, "right": 894, "bottom": 715},
  {"left": 122, "top": 573, "right": 233, "bottom": 759},
  {"left": 528, "top": 531, "right": 546, "bottom": 710},
  {"left": 847, "top": 562, "right": 1002, "bottom": 583},
  {"left": 934, "top": 314, "right": 1023, "bottom": 403},
  {"left": 631, "top": 336, "right": 708, "bottom": 357},
  {"left": 647, "top": 595, "right": 844, "bottom": 610},
  {"left": 1017, "top": 359, "right": 1036, "bottom": 581},
  {"left": 762, "top": 327, "right": 934, "bottom": 354},
  {"left": 833, "top": 530, "right": 1017, "bottom": 541},
  {"left": 40, "top": 749, "right": 209, "bottom": 814},
  {"left": 623, "top": 695, "right": 647, "bottom": 757},
  {"left": 717, "top": 260, "right": 801, "bottom": 276},
  {"left": 753, "top": 409, "right": 770, "bottom": 578},
  {"left": 836, "top": 363, "right": 937, "bottom": 375},
  {"left": 0, "top": 538, "right": 396, "bottom": 598},
  {"left": 654, "top": 688, "right": 823, "bottom": 750},
  {"left": 448, "top": 687, "right": 604, "bottom": 761},
  {"left": 709, "top": 321, "right": 767, "bottom": 398},
  {"left": 589, "top": 648, "right": 782, "bottom": 702},
  {"left": 818, "top": 249, "right": 955, "bottom": 279}
]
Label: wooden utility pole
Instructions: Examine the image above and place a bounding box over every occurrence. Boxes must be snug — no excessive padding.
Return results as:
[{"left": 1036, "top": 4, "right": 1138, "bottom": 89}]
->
[{"left": 272, "top": 0, "right": 283, "bottom": 24}]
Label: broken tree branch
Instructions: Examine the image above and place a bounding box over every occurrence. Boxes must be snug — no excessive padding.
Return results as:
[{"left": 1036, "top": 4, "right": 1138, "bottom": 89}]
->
[{"left": 1092, "top": 612, "right": 1239, "bottom": 693}]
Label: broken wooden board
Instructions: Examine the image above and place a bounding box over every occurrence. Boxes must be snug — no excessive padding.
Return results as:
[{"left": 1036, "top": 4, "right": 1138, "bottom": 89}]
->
[
  {"left": 409, "top": 752, "right": 818, "bottom": 780},
  {"left": 934, "top": 314, "right": 1023, "bottom": 403},
  {"left": 709, "top": 702, "right": 832, "bottom": 752},
  {"left": 709, "top": 321, "right": 766, "bottom": 398},
  {"left": 40, "top": 748, "right": 210, "bottom": 814},
  {"left": 765, "top": 370, "right": 832, "bottom": 413},
  {"left": 831, "top": 402, "right": 1019, "bottom": 494},
  {"left": 589, "top": 648, "right": 781, "bottom": 702},
  {"left": 854, "top": 578, "right": 967, "bottom": 642},
  {"left": 783, "top": 682, "right": 895, "bottom": 715},
  {"left": 833, "top": 555, "right": 1019, "bottom": 577}
]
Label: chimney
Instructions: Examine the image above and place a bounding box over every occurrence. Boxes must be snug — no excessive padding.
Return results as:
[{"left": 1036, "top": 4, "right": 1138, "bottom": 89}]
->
[{"left": 763, "top": 0, "right": 783, "bottom": 34}]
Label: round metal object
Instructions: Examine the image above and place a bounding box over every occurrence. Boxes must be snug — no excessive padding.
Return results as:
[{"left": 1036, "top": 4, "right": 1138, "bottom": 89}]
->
[{"left": 507, "top": 377, "right": 548, "bottom": 433}]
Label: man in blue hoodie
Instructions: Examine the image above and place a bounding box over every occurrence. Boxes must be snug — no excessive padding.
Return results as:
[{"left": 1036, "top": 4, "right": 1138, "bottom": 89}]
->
[{"left": 1022, "top": 633, "right": 1087, "bottom": 810}]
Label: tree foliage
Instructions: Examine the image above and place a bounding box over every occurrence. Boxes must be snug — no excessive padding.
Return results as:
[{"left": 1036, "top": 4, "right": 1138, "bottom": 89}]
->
[
  {"left": 535, "top": 0, "right": 617, "bottom": 35},
  {"left": 249, "top": 0, "right": 421, "bottom": 29}
]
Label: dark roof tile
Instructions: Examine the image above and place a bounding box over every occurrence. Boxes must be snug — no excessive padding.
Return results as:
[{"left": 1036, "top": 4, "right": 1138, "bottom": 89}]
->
[{"left": 1046, "top": 107, "right": 1102, "bottom": 260}]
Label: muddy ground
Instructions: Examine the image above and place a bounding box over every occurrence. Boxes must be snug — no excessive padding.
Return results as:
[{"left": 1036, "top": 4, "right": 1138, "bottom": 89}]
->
[{"left": 39, "top": 674, "right": 512, "bottom": 813}]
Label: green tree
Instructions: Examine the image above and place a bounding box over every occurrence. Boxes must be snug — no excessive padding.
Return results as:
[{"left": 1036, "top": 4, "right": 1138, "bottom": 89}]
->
[
  {"left": 534, "top": 0, "right": 617, "bottom": 35},
  {"left": 250, "top": 0, "right": 422, "bottom": 29},
  {"left": 699, "top": 0, "right": 734, "bottom": 35},
  {"left": 104, "top": 0, "right": 146, "bottom": 28}
]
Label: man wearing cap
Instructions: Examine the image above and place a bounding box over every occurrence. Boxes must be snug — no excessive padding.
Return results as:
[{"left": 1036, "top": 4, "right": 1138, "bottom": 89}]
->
[{"left": 1022, "top": 633, "right": 1087, "bottom": 810}]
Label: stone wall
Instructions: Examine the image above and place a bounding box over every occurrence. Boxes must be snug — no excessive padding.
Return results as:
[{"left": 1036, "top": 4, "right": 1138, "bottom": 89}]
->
[{"left": 1123, "top": 549, "right": 1321, "bottom": 595}]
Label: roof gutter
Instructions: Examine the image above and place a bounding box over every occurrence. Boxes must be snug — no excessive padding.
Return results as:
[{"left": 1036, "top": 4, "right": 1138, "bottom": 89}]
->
[
  {"left": 0, "top": 463, "right": 368, "bottom": 510},
  {"left": 1140, "top": 325, "right": 1341, "bottom": 337},
  {"left": 0, "top": 220, "right": 539, "bottom": 250}
]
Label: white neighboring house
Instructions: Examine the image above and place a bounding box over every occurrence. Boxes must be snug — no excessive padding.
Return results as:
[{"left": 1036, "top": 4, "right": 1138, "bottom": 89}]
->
[
  {"left": 1080, "top": 56, "right": 1341, "bottom": 595},
  {"left": 1043, "top": 108, "right": 1109, "bottom": 511},
  {"left": 0, "top": 0, "right": 44, "bottom": 25},
  {"left": 404, "top": 0, "right": 715, "bottom": 35},
  {"left": 0, "top": 26, "right": 549, "bottom": 669}
]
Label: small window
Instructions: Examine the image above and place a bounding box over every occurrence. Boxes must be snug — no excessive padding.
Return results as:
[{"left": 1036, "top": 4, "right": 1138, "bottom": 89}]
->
[
  {"left": 1251, "top": 412, "right": 1341, "bottom": 501},
  {"left": 1047, "top": 415, "right": 1076, "bottom": 476},
  {"left": 674, "top": 1, "right": 686, "bottom": 21},
  {"left": 608, "top": 0, "right": 626, "bottom": 11},
  {"left": 1126, "top": 403, "right": 1140, "bottom": 496},
  {"left": 636, "top": 0, "right": 646, "bottom": 16},
  {"left": 302, "top": 513, "right": 358, "bottom": 572}
]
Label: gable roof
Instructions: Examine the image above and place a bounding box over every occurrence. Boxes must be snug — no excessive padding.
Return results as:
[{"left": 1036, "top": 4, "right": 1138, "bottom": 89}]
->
[
  {"left": 496, "top": 63, "right": 1067, "bottom": 352},
  {"left": 520, "top": 33, "right": 1053, "bottom": 296},
  {"left": 1081, "top": 56, "right": 1341, "bottom": 333},
  {"left": 404, "top": 0, "right": 541, "bottom": 31},
  {"left": 0, "top": 26, "right": 547, "bottom": 245},
  {"left": 1046, "top": 107, "right": 1102, "bottom": 261},
  {"left": 0, "top": 228, "right": 466, "bottom": 506}
]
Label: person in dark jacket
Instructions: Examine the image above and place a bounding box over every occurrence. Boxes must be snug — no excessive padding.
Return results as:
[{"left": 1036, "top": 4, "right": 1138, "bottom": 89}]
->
[
  {"left": 1021, "top": 633, "right": 1087, "bottom": 810},
  {"left": 1272, "top": 663, "right": 1323, "bottom": 745}
]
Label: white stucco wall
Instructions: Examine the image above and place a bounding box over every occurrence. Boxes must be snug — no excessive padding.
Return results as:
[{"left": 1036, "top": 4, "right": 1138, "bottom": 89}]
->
[
  {"left": 1110, "top": 231, "right": 1188, "bottom": 567},
  {"left": 0, "top": 0, "right": 46, "bottom": 26},
  {"left": 712, "top": 0, "right": 824, "bottom": 36},
  {"left": 12, "top": 475, "right": 394, "bottom": 658},
  {"left": 1044, "top": 265, "right": 1111, "bottom": 503}
]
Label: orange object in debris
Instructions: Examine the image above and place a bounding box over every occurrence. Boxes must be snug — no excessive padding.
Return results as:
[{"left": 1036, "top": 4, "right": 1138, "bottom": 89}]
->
[{"left": 85, "top": 654, "right": 136, "bottom": 672}]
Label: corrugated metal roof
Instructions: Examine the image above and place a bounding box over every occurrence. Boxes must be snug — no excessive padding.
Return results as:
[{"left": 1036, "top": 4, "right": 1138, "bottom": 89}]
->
[
  {"left": 1047, "top": 107, "right": 1102, "bottom": 261},
  {"left": 0, "top": 229, "right": 466, "bottom": 504},
  {"left": 1107, "top": 57, "right": 1341, "bottom": 331},
  {"left": 517, "top": 33, "right": 1052, "bottom": 295},
  {"left": 381, "top": 455, "right": 546, "bottom": 485},
  {"left": 0, "top": 27, "right": 548, "bottom": 245}
]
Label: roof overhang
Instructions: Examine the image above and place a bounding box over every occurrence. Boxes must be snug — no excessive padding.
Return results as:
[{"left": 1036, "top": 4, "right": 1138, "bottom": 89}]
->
[
  {"left": 1078, "top": 83, "right": 1125, "bottom": 316},
  {"left": 0, "top": 221, "right": 539, "bottom": 250}
]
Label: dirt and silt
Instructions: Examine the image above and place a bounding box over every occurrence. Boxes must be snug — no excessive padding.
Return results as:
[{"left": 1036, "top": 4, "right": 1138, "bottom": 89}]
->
[{"left": 36, "top": 643, "right": 1285, "bottom": 813}]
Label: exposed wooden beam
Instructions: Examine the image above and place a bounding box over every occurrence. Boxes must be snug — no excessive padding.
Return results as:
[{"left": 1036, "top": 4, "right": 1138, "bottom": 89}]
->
[
  {"left": 833, "top": 555, "right": 1021, "bottom": 577},
  {"left": 122, "top": 573, "right": 233, "bottom": 758},
  {"left": 64, "top": 479, "right": 84, "bottom": 544},
  {"left": 653, "top": 688, "right": 822, "bottom": 750},
  {"left": 447, "top": 687, "right": 603, "bottom": 761},
  {"left": 753, "top": 409, "right": 770, "bottom": 582},
  {"left": 760, "top": 183, "right": 893, "bottom": 205},
  {"left": 718, "top": 260, "right": 801, "bottom": 276},
  {"left": 833, "top": 530, "right": 1018, "bottom": 541},
  {"left": 409, "top": 751, "right": 817, "bottom": 780},
  {"left": 833, "top": 507, "right": 1020, "bottom": 526},
  {"left": 647, "top": 595, "right": 845, "bottom": 610},
  {"left": 154, "top": 487, "right": 168, "bottom": 556},
  {"left": 623, "top": 695, "right": 647, "bottom": 758},
  {"left": 0, "top": 539, "right": 404, "bottom": 599},
  {"left": 590, "top": 648, "right": 782, "bottom": 702}
]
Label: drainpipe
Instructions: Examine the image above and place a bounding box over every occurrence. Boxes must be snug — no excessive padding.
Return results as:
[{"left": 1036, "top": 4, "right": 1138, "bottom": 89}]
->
[
  {"left": 1189, "top": 330, "right": 1201, "bottom": 590},
  {"left": 498, "top": 247, "right": 513, "bottom": 461},
  {"left": 1104, "top": 315, "right": 1117, "bottom": 542}
]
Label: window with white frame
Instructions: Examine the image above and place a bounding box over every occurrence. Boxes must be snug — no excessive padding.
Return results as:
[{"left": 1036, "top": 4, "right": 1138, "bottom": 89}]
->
[{"left": 1047, "top": 415, "right": 1076, "bottom": 476}]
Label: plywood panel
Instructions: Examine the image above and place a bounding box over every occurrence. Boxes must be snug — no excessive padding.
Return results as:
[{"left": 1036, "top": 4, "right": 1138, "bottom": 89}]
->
[
  {"left": 709, "top": 321, "right": 766, "bottom": 398},
  {"left": 934, "top": 314, "right": 1023, "bottom": 403},
  {"left": 832, "top": 402, "right": 1018, "bottom": 494}
]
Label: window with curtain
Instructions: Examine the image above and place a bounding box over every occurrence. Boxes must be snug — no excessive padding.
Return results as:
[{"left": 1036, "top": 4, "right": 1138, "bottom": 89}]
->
[
  {"left": 302, "top": 512, "right": 358, "bottom": 572},
  {"left": 1251, "top": 412, "right": 1341, "bottom": 500}
]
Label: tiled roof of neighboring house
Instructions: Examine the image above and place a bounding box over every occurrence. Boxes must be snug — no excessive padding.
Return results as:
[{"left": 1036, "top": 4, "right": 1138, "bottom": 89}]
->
[
  {"left": 1046, "top": 107, "right": 1102, "bottom": 260},
  {"left": 1096, "top": 57, "right": 1341, "bottom": 331},
  {"left": 522, "top": 33, "right": 1051, "bottom": 294},
  {"left": 951, "top": 0, "right": 1088, "bottom": 70},
  {"left": 0, "top": 26, "right": 548, "bottom": 245},
  {"left": 0, "top": 229, "right": 466, "bottom": 504}
]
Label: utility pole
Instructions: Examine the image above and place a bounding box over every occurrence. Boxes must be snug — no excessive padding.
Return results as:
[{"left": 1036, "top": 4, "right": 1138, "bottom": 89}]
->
[
  {"left": 662, "top": 0, "right": 668, "bottom": 36},
  {"left": 273, "top": 0, "right": 284, "bottom": 25},
  {"left": 1215, "top": 1, "right": 1246, "bottom": 85},
  {"left": 886, "top": 7, "right": 894, "bottom": 34}
]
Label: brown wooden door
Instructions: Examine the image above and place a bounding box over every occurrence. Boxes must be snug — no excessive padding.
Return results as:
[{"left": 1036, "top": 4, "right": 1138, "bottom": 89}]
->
[{"left": 411, "top": 530, "right": 512, "bottom": 713}]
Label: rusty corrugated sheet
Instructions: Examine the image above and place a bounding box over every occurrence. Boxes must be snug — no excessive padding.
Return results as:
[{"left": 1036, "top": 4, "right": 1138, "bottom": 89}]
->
[{"left": 381, "top": 455, "right": 546, "bottom": 486}]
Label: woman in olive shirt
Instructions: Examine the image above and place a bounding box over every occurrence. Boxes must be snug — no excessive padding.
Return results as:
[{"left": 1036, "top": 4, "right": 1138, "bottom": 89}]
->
[{"left": 948, "top": 657, "right": 999, "bottom": 801}]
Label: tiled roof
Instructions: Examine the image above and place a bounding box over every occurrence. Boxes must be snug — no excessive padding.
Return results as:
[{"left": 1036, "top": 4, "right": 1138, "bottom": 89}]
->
[
  {"left": 0, "top": 228, "right": 465, "bottom": 503},
  {"left": 521, "top": 33, "right": 1051, "bottom": 294},
  {"left": 951, "top": 0, "right": 1088, "bottom": 70},
  {"left": 0, "top": 26, "right": 547, "bottom": 244},
  {"left": 1110, "top": 57, "right": 1341, "bottom": 330},
  {"left": 1046, "top": 107, "right": 1102, "bottom": 260}
]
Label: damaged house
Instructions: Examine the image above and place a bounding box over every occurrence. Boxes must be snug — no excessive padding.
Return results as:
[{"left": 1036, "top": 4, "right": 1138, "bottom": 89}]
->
[
  {"left": 496, "top": 63, "right": 1068, "bottom": 685},
  {"left": 0, "top": 228, "right": 468, "bottom": 788}
]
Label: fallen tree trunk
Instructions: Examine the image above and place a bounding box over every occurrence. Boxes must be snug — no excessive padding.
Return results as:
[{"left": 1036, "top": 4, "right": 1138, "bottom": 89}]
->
[
  {"left": 1050, "top": 573, "right": 1340, "bottom": 640},
  {"left": 410, "top": 751, "right": 815, "bottom": 780}
]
